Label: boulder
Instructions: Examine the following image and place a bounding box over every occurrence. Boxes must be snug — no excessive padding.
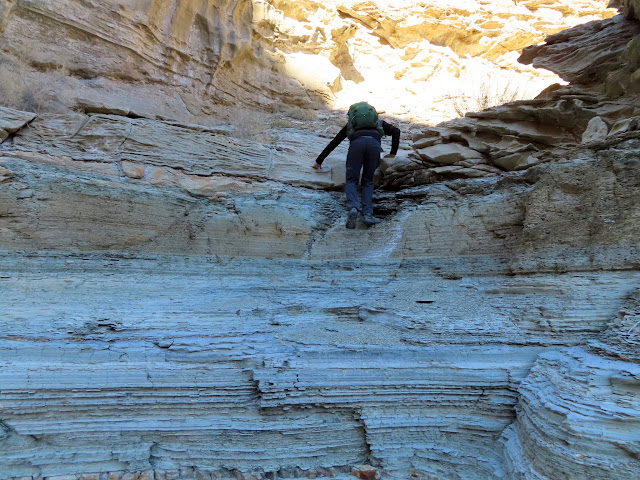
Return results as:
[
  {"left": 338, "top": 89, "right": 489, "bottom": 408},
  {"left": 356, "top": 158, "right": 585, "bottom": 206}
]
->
[
  {"left": 416, "top": 143, "right": 483, "bottom": 165},
  {"left": 581, "top": 116, "right": 609, "bottom": 143},
  {"left": 493, "top": 152, "right": 541, "bottom": 171},
  {"left": 0, "top": 107, "right": 36, "bottom": 143}
]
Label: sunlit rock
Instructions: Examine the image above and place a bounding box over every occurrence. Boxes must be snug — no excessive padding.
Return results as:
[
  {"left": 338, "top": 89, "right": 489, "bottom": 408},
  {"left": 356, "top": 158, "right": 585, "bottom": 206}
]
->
[
  {"left": 1, "top": 2, "right": 639, "bottom": 480},
  {"left": 581, "top": 116, "right": 609, "bottom": 143},
  {"left": 0, "top": 0, "right": 617, "bottom": 122},
  {"left": 416, "top": 143, "right": 483, "bottom": 165}
]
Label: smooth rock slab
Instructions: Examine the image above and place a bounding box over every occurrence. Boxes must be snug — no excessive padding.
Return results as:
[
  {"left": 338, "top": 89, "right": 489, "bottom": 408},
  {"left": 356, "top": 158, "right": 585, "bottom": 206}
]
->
[
  {"left": 11, "top": 114, "right": 274, "bottom": 178},
  {"left": 415, "top": 143, "right": 483, "bottom": 165},
  {"left": 1, "top": 109, "right": 352, "bottom": 191}
]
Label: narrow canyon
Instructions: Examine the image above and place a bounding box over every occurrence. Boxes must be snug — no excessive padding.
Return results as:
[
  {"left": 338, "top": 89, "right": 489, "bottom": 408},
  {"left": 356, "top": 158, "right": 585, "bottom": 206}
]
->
[{"left": 0, "top": 1, "right": 639, "bottom": 479}]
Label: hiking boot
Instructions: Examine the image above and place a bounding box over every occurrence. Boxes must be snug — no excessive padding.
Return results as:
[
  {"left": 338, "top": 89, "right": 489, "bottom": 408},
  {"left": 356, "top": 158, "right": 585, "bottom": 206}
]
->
[
  {"left": 346, "top": 208, "right": 358, "bottom": 229},
  {"left": 363, "top": 213, "right": 381, "bottom": 225}
]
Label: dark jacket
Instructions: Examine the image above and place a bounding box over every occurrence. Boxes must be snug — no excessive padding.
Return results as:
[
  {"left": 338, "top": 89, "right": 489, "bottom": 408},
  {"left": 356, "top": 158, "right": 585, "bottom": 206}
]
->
[{"left": 314, "top": 120, "right": 401, "bottom": 165}]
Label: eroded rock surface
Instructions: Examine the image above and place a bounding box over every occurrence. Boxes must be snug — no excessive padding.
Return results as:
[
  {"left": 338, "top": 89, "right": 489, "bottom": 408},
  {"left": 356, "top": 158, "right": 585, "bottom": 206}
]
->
[
  {"left": 0, "top": 0, "right": 615, "bottom": 122},
  {"left": 1, "top": 254, "right": 638, "bottom": 480},
  {"left": 2, "top": 103, "right": 640, "bottom": 480},
  {"left": 384, "top": 10, "right": 640, "bottom": 186},
  {"left": 1, "top": 3, "right": 640, "bottom": 480}
]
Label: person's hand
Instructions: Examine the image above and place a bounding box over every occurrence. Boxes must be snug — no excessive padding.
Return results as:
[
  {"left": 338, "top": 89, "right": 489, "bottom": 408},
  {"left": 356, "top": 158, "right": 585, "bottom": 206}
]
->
[
  {"left": 311, "top": 162, "right": 323, "bottom": 170},
  {"left": 383, "top": 154, "right": 396, "bottom": 159}
]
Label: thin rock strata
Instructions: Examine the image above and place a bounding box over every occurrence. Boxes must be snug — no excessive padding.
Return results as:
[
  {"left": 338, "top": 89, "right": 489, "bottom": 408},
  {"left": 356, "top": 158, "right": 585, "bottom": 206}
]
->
[
  {"left": 1, "top": 4, "right": 640, "bottom": 480},
  {"left": 501, "top": 288, "right": 640, "bottom": 479},
  {"left": 2, "top": 113, "right": 639, "bottom": 479},
  {"left": 1, "top": 255, "right": 639, "bottom": 480},
  {"left": 502, "top": 347, "right": 640, "bottom": 479}
]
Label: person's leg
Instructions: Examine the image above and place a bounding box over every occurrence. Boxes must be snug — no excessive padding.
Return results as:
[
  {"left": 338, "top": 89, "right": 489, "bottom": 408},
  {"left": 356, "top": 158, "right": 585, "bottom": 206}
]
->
[
  {"left": 345, "top": 140, "right": 365, "bottom": 212},
  {"left": 360, "top": 138, "right": 382, "bottom": 216}
]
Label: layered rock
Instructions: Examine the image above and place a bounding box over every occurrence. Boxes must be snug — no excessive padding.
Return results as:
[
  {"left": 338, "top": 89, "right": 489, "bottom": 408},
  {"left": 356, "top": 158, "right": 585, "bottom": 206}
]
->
[
  {"left": 1, "top": 2, "right": 640, "bottom": 480},
  {"left": 2, "top": 253, "right": 639, "bottom": 480},
  {"left": 2, "top": 97, "right": 640, "bottom": 480},
  {"left": 383, "top": 9, "right": 640, "bottom": 186},
  {"left": 2, "top": 103, "right": 639, "bottom": 265},
  {"left": 502, "top": 346, "right": 640, "bottom": 479},
  {"left": 503, "top": 290, "right": 640, "bottom": 479},
  {"left": 0, "top": 1, "right": 615, "bottom": 123}
]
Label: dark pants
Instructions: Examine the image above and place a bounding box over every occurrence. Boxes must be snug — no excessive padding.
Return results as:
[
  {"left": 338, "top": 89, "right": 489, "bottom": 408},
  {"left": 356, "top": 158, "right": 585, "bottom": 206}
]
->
[{"left": 346, "top": 136, "right": 381, "bottom": 215}]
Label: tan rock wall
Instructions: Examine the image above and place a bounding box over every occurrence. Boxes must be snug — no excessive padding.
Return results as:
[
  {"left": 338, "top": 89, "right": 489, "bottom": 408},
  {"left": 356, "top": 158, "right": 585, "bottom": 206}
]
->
[
  {"left": 0, "top": 0, "right": 617, "bottom": 123},
  {"left": 610, "top": 0, "right": 640, "bottom": 18},
  {"left": 0, "top": 0, "right": 255, "bottom": 82},
  {"left": 1, "top": 107, "right": 639, "bottom": 269}
]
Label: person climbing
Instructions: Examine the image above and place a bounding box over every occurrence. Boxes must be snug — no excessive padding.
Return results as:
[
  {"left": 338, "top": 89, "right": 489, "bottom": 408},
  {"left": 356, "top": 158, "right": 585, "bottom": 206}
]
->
[{"left": 311, "top": 102, "right": 401, "bottom": 229}]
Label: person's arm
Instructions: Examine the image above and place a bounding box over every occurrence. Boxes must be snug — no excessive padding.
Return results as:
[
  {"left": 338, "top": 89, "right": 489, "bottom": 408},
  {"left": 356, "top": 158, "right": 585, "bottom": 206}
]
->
[
  {"left": 381, "top": 120, "right": 400, "bottom": 157},
  {"left": 312, "top": 125, "right": 347, "bottom": 169}
]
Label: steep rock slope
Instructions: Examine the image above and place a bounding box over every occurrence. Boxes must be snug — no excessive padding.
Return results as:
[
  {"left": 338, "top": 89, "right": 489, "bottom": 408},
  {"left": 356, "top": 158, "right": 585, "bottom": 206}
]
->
[
  {"left": 1, "top": 3, "right": 640, "bottom": 480},
  {"left": 390, "top": 5, "right": 640, "bottom": 479}
]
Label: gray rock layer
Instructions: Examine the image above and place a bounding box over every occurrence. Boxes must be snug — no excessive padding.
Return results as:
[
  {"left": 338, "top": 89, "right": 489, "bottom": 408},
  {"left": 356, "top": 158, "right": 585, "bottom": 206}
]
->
[
  {"left": 1, "top": 127, "right": 640, "bottom": 479},
  {"left": 1, "top": 254, "right": 639, "bottom": 480}
]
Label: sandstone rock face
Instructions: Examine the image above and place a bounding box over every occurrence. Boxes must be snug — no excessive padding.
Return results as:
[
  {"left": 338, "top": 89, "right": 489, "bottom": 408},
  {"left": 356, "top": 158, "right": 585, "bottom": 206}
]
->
[
  {"left": 384, "top": 10, "right": 640, "bottom": 186},
  {"left": 0, "top": 0, "right": 615, "bottom": 123},
  {"left": 1, "top": 3, "right": 640, "bottom": 480}
]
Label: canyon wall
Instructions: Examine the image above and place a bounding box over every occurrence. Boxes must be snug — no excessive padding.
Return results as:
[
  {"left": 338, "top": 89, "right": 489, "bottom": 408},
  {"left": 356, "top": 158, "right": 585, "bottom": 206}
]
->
[
  {"left": 0, "top": 0, "right": 615, "bottom": 123},
  {"left": 1, "top": 1, "right": 639, "bottom": 480}
]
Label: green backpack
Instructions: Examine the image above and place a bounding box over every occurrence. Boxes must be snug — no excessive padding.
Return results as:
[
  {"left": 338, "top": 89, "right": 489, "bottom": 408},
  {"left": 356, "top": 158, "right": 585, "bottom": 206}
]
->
[{"left": 347, "top": 102, "right": 385, "bottom": 139}]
